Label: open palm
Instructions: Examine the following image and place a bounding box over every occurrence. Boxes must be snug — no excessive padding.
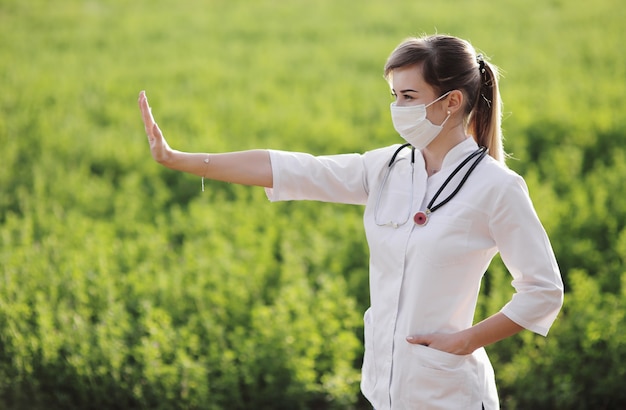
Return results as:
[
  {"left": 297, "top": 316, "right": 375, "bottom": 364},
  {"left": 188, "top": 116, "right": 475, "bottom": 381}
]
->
[{"left": 138, "top": 90, "right": 172, "bottom": 164}]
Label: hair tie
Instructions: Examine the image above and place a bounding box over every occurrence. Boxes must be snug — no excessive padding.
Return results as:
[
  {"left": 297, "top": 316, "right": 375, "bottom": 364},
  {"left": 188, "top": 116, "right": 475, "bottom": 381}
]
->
[{"left": 476, "top": 54, "right": 486, "bottom": 74}]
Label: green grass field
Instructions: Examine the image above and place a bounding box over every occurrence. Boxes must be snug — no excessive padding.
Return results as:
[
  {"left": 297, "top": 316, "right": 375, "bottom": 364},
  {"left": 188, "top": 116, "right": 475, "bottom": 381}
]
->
[{"left": 1, "top": 0, "right": 626, "bottom": 408}]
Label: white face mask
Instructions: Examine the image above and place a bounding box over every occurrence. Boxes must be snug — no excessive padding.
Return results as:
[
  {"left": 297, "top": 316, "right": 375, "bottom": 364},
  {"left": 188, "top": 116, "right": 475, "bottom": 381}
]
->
[{"left": 390, "top": 91, "right": 451, "bottom": 150}]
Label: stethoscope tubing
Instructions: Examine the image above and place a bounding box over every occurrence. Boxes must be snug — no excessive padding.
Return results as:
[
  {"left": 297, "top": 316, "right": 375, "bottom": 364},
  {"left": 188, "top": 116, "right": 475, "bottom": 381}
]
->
[{"left": 374, "top": 144, "right": 486, "bottom": 228}]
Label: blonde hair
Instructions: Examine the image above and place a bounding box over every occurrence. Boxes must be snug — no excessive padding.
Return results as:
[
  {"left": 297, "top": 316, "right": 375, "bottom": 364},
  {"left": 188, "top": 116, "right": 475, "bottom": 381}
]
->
[{"left": 384, "top": 35, "right": 504, "bottom": 163}]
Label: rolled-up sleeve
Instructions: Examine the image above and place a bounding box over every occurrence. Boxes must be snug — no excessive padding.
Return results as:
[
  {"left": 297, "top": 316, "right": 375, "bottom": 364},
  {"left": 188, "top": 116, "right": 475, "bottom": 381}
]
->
[
  {"left": 490, "top": 174, "right": 564, "bottom": 336},
  {"left": 264, "top": 150, "right": 369, "bottom": 205}
]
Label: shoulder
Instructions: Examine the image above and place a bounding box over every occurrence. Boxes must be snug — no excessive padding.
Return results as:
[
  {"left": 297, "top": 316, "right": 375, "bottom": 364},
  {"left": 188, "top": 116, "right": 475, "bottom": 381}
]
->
[
  {"left": 475, "top": 157, "right": 544, "bottom": 224},
  {"left": 480, "top": 156, "right": 526, "bottom": 186},
  {"left": 364, "top": 144, "right": 407, "bottom": 157},
  {"left": 475, "top": 156, "right": 532, "bottom": 207},
  {"left": 362, "top": 144, "right": 410, "bottom": 166}
]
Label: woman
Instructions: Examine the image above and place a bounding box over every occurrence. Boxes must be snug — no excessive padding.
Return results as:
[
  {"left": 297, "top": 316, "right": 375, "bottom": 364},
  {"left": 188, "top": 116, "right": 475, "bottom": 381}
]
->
[{"left": 138, "top": 34, "right": 563, "bottom": 409}]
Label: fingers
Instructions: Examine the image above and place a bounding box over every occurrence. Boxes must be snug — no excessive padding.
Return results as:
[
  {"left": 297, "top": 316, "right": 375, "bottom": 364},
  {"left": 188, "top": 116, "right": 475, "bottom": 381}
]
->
[
  {"left": 139, "top": 92, "right": 152, "bottom": 122},
  {"left": 138, "top": 91, "right": 158, "bottom": 138},
  {"left": 138, "top": 90, "right": 149, "bottom": 117},
  {"left": 138, "top": 91, "right": 170, "bottom": 163},
  {"left": 406, "top": 334, "right": 430, "bottom": 345}
]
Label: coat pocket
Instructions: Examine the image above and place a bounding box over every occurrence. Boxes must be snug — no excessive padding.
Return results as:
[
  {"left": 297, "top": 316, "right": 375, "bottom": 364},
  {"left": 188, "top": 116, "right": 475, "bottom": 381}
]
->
[{"left": 400, "top": 344, "right": 475, "bottom": 409}]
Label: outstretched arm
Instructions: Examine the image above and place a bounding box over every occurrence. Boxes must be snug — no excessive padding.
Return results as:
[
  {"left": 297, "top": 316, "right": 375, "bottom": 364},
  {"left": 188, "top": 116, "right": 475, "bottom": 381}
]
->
[{"left": 138, "top": 91, "right": 273, "bottom": 188}]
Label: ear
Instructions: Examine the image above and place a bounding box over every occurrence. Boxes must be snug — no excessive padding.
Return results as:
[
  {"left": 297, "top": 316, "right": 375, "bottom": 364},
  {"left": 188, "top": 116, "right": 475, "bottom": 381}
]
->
[{"left": 445, "top": 90, "right": 464, "bottom": 114}]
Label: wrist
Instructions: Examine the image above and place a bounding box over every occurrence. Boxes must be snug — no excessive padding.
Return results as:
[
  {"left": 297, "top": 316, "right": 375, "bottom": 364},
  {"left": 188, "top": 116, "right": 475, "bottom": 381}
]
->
[
  {"left": 157, "top": 148, "right": 178, "bottom": 167},
  {"left": 459, "top": 327, "right": 480, "bottom": 354}
]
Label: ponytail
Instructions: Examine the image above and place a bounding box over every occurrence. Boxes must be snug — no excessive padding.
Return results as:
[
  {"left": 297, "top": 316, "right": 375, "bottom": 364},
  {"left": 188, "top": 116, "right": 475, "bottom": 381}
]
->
[{"left": 469, "top": 56, "right": 504, "bottom": 163}]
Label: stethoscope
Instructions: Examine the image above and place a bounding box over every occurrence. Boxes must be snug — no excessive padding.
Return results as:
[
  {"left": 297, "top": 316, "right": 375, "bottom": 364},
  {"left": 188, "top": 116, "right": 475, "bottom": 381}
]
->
[
  {"left": 374, "top": 143, "right": 415, "bottom": 228},
  {"left": 374, "top": 143, "right": 487, "bottom": 228}
]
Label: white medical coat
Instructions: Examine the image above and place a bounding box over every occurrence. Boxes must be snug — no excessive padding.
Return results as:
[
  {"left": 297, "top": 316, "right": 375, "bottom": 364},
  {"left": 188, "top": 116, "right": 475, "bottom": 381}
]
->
[{"left": 265, "top": 138, "right": 564, "bottom": 410}]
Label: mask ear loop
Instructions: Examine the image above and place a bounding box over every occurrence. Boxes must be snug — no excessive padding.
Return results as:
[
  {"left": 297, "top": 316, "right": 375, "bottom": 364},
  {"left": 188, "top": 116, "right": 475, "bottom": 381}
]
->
[
  {"left": 426, "top": 91, "right": 453, "bottom": 127},
  {"left": 425, "top": 91, "right": 452, "bottom": 108},
  {"left": 439, "top": 110, "right": 452, "bottom": 127}
]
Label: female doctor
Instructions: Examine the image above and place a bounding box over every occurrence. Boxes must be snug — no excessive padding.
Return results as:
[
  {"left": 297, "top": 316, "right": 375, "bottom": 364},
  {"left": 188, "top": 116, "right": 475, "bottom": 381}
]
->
[{"left": 138, "top": 34, "right": 563, "bottom": 409}]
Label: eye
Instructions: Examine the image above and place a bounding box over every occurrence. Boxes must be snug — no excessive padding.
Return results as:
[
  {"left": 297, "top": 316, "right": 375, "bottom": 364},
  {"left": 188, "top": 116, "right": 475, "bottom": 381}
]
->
[{"left": 390, "top": 91, "right": 398, "bottom": 99}]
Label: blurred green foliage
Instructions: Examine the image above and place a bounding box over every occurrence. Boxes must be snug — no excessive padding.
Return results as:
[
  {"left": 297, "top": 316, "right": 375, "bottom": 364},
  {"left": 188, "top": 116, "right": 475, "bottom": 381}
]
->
[{"left": 1, "top": 0, "right": 625, "bottom": 408}]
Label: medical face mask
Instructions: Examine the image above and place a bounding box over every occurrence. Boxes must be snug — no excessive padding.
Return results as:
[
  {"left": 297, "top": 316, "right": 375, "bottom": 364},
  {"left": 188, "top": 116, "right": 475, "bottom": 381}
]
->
[{"left": 390, "top": 91, "right": 451, "bottom": 150}]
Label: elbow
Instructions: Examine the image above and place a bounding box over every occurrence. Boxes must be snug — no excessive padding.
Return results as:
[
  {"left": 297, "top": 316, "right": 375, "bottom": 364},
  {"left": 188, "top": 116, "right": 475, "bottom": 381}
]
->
[
  {"left": 539, "top": 279, "right": 564, "bottom": 315},
  {"left": 549, "top": 284, "right": 565, "bottom": 316}
]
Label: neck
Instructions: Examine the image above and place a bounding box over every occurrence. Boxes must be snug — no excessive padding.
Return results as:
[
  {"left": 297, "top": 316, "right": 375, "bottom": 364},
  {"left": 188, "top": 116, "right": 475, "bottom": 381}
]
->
[{"left": 422, "top": 124, "right": 469, "bottom": 175}]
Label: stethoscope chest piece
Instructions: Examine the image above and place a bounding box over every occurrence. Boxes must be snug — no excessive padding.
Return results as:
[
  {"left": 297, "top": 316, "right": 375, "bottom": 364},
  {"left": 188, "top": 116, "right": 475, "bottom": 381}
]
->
[{"left": 413, "top": 211, "right": 429, "bottom": 226}]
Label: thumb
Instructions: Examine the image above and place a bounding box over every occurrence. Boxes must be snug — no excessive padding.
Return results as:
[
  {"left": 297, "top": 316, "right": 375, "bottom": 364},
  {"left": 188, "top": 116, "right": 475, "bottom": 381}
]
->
[
  {"left": 152, "top": 123, "right": 161, "bottom": 136},
  {"left": 406, "top": 334, "right": 430, "bottom": 345}
]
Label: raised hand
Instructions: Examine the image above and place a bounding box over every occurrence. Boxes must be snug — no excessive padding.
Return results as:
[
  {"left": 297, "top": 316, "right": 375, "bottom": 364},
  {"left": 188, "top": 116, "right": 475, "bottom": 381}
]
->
[
  {"left": 137, "top": 90, "right": 273, "bottom": 187},
  {"left": 138, "top": 90, "right": 172, "bottom": 164}
]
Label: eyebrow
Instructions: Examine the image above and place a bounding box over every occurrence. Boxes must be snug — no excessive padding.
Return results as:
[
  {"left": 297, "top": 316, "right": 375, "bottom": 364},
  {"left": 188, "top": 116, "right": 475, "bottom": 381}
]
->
[{"left": 392, "top": 88, "right": 420, "bottom": 94}]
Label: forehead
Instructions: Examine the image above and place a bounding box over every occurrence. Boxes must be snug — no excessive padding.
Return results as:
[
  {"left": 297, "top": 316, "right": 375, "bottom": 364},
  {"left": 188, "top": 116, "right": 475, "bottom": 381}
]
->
[{"left": 390, "top": 65, "right": 434, "bottom": 94}]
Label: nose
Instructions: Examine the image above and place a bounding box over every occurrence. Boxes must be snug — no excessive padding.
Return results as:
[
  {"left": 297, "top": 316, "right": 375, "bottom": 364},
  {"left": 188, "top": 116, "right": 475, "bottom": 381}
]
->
[{"left": 393, "top": 101, "right": 409, "bottom": 108}]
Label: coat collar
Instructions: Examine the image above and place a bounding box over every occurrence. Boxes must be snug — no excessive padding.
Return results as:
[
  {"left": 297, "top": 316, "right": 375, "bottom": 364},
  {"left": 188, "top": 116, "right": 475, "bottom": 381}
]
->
[{"left": 439, "top": 137, "right": 480, "bottom": 171}]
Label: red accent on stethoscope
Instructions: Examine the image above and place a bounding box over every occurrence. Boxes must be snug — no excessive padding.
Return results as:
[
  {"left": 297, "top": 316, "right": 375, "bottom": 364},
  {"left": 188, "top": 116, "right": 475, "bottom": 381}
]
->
[{"left": 413, "top": 211, "right": 429, "bottom": 226}]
